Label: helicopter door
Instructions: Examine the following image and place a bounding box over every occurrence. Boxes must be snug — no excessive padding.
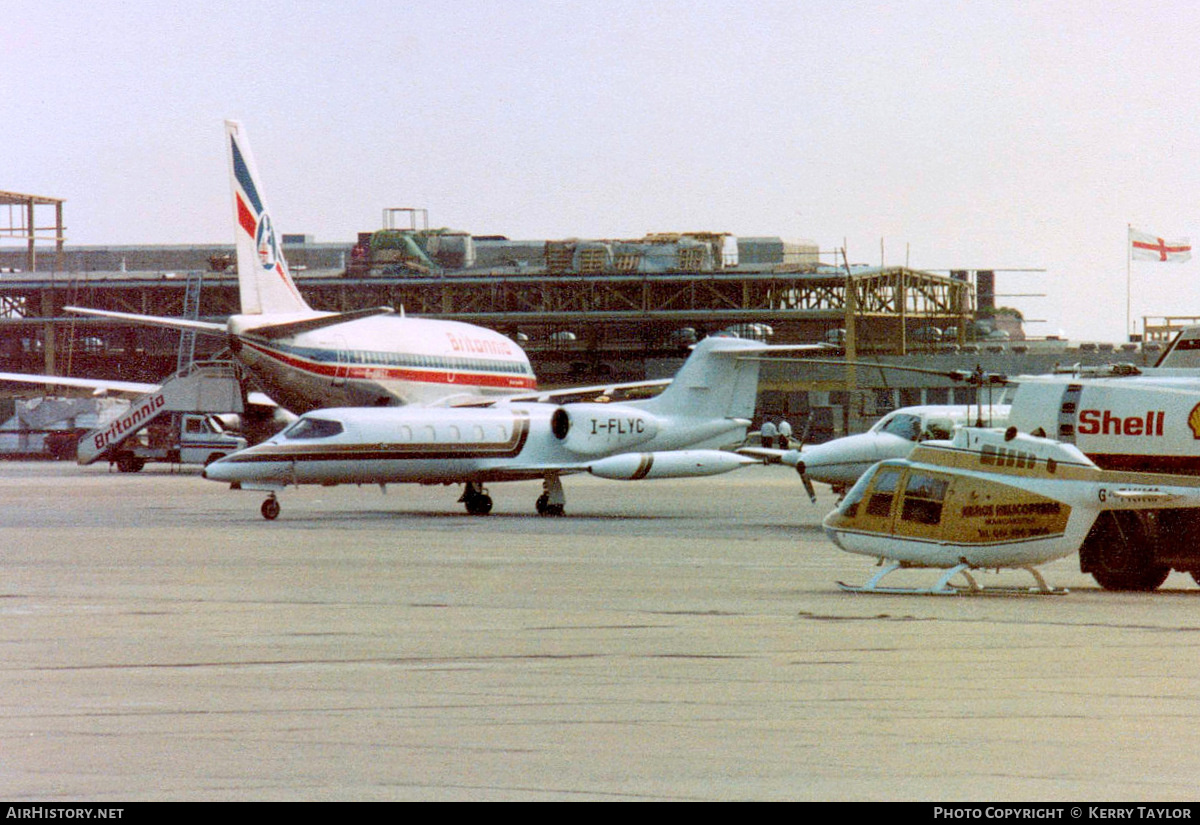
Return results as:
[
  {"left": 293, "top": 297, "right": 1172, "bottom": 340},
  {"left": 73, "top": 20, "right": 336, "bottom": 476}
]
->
[
  {"left": 854, "top": 466, "right": 904, "bottom": 535},
  {"left": 894, "top": 470, "right": 951, "bottom": 542}
]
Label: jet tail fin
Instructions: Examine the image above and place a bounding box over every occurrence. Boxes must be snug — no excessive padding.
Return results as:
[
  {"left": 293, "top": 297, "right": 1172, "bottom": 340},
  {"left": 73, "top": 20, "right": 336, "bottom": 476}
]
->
[
  {"left": 641, "top": 337, "right": 765, "bottom": 421},
  {"left": 225, "top": 120, "right": 311, "bottom": 316}
]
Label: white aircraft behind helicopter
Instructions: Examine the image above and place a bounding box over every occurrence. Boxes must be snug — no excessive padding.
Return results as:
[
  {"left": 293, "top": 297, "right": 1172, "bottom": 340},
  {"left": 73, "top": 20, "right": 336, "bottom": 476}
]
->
[
  {"left": 742, "top": 403, "right": 1011, "bottom": 502},
  {"left": 757, "top": 326, "right": 1200, "bottom": 504},
  {"left": 824, "top": 425, "right": 1200, "bottom": 594}
]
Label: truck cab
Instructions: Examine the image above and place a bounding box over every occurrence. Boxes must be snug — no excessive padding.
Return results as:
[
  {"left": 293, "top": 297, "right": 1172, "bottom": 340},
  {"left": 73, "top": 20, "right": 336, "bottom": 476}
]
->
[{"left": 111, "top": 413, "right": 247, "bottom": 473}]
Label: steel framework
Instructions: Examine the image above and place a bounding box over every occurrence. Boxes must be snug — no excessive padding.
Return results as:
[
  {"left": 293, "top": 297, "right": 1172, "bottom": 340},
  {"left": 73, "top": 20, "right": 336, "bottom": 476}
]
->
[{"left": 0, "top": 264, "right": 975, "bottom": 383}]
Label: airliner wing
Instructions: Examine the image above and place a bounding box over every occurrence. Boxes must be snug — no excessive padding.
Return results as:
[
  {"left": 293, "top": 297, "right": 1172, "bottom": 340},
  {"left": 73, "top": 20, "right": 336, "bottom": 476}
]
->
[
  {"left": 0, "top": 373, "right": 282, "bottom": 406},
  {"left": 493, "top": 379, "right": 674, "bottom": 405},
  {"left": 65, "top": 306, "right": 227, "bottom": 334},
  {"left": 498, "top": 342, "right": 834, "bottom": 406},
  {"left": 0, "top": 371, "right": 159, "bottom": 397},
  {"left": 477, "top": 343, "right": 835, "bottom": 408}
]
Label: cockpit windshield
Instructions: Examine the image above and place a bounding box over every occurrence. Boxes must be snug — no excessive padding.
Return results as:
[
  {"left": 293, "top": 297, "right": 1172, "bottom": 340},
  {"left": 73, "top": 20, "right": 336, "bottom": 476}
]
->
[
  {"left": 283, "top": 417, "right": 344, "bottom": 440},
  {"left": 877, "top": 413, "right": 922, "bottom": 441}
]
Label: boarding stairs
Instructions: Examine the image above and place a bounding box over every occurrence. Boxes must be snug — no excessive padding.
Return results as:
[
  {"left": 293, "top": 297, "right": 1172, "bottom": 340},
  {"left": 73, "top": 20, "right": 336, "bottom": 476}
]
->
[
  {"left": 76, "top": 360, "right": 244, "bottom": 465},
  {"left": 175, "top": 270, "right": 204, "bottom": 373}
]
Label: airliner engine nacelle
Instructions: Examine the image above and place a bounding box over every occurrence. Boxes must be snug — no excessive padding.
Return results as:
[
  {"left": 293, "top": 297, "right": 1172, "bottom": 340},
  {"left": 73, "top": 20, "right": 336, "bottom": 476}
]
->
[
  {"left": 550, "top": 404, "right": 659, "bottom": 455},
  {"left": 588, "top": 450, "right": 752, "bottom": 480}
]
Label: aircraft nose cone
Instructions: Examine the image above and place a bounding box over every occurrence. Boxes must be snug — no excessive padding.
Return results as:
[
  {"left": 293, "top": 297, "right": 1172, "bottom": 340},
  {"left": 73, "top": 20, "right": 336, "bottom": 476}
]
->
[{"left": 201, "top": 454, "right": 235, "bottom": 483}]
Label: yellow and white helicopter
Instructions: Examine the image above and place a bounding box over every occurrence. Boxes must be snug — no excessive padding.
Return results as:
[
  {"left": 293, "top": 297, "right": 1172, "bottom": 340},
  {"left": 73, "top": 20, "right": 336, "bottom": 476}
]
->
[{"left": 823, "top": 425, "right": 1200, "bottom": 595}]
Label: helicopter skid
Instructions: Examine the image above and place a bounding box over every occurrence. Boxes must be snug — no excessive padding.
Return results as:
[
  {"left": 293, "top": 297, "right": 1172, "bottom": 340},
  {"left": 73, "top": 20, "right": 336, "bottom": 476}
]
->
[{"left": 837, "top": 562, "right": 1069, "bottom": 596}]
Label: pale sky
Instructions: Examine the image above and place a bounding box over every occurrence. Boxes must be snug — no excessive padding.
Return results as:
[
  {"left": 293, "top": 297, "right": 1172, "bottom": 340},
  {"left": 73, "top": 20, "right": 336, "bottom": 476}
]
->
[{"left": 6, "top": 0, "right": 1200, "bottom": 341}]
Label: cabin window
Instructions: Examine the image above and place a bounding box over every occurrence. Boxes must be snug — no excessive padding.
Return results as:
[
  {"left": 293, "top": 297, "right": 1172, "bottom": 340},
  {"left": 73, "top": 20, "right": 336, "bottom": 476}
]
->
[
  {"left": 284, "top": 417, "right": 344, "bottom": 440},
  {"left": 865, "top": 468, "right": 902, "bottom": 517},
  {"left": 900, "top": 472, "right": 949, "bottom": 525}
]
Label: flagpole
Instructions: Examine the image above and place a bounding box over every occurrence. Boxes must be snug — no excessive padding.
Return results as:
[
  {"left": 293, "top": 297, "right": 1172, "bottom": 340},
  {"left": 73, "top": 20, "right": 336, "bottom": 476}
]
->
[{"left": 1126, "top": 224, "right": 1132, "bottom": 341}]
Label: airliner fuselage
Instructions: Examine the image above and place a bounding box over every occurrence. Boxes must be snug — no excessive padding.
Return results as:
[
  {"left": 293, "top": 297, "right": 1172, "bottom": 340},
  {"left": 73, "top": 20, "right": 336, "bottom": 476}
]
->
[{"left": 228, "top": 313, "right": 536, "bottom": 412}]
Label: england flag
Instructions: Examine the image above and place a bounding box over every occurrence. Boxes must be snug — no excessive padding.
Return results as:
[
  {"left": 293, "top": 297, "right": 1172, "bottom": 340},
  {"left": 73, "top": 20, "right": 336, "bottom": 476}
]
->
[{"left": 1130, "top": 228, "right": 1192, "bottom": 262}]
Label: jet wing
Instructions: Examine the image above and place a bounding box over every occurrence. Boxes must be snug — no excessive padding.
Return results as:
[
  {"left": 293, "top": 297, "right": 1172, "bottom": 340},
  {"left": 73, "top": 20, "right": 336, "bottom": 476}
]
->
[
  {"left": 496, "top": 379, "right": 673, "bottom": 405},
  {"left": 735, "top": 446, "right": 794, "bottom": 465},
  {"left": 0, "top": 371, "right": 159, "bottom": 397}
]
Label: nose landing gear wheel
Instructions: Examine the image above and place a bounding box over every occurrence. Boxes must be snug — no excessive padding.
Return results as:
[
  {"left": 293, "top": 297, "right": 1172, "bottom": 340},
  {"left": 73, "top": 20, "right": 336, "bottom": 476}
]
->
[{"left": 261, "top": 496, "right": 281, "bottom": 521}]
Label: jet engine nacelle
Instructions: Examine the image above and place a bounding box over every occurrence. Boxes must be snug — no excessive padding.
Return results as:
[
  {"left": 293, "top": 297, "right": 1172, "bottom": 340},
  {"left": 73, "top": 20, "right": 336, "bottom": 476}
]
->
[
  {"left": 588, "top": 449, "right": 752, "bottom": 480},
  {"left": 550, "top": 403, "right": 659, "bottom": 455}
]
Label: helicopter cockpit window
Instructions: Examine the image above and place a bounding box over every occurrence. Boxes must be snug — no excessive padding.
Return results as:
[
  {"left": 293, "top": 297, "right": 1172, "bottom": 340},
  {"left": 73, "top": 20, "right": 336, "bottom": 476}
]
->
[
  {"left": 865, "top": 468, "right": 902, "bottom": 517},
  {"left": 839, "top": 473, "right": 872, "bottom": 518},
  {"left": 879, "top": 413, "right": 922, "bottom": 441},
  {"left": 283, "top": 418, "right": 344, "bottom": 440},
  {"left": 901, "top": 472, "right": 949, "bottom": 525}
]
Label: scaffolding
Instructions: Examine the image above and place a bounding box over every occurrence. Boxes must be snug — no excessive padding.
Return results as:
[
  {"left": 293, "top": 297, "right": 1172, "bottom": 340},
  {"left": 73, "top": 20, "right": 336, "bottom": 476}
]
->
[{"left": 1, "top": 191, "right": 66, "bottom": 374}]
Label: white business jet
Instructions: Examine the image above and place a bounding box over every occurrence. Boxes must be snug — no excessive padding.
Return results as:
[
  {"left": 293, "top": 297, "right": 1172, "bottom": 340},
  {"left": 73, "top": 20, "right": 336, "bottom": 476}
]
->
[
  {"left": 203, "top": 335, "right": 775, "bottom": 519},
  {"left": 65, "top": 121, "right": 536, "bottom": 413}
]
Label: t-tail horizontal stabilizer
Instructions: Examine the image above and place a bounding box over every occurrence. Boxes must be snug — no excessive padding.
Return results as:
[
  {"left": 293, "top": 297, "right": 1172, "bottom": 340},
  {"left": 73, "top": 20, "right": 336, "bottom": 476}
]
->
[{"left": 64, "top": 306, "right": 226, "bottom": 335}]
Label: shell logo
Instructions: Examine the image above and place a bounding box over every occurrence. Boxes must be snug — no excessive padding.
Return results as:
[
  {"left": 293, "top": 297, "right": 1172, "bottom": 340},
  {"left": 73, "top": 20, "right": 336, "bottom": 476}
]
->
[{"left": 1189, "top": 404, "right": 1200, "bottom": 439}]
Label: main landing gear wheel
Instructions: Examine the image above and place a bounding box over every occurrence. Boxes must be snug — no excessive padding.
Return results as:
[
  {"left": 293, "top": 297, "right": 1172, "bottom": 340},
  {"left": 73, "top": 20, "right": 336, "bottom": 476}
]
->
[
  {"left": 261, "top": 496, "right": 280, "bottom": 521},
  {"left": 465, "top": 493, "right": 493, "bottom": 516},
  {"left": 459, "top": 483, "right": 493, "bottom": 516},
  {"left": 536, "top": 473, "right": 566, "bottom": 517},
  {"left": 535, "top": 494, "right": 564, "bottom": 517}
]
